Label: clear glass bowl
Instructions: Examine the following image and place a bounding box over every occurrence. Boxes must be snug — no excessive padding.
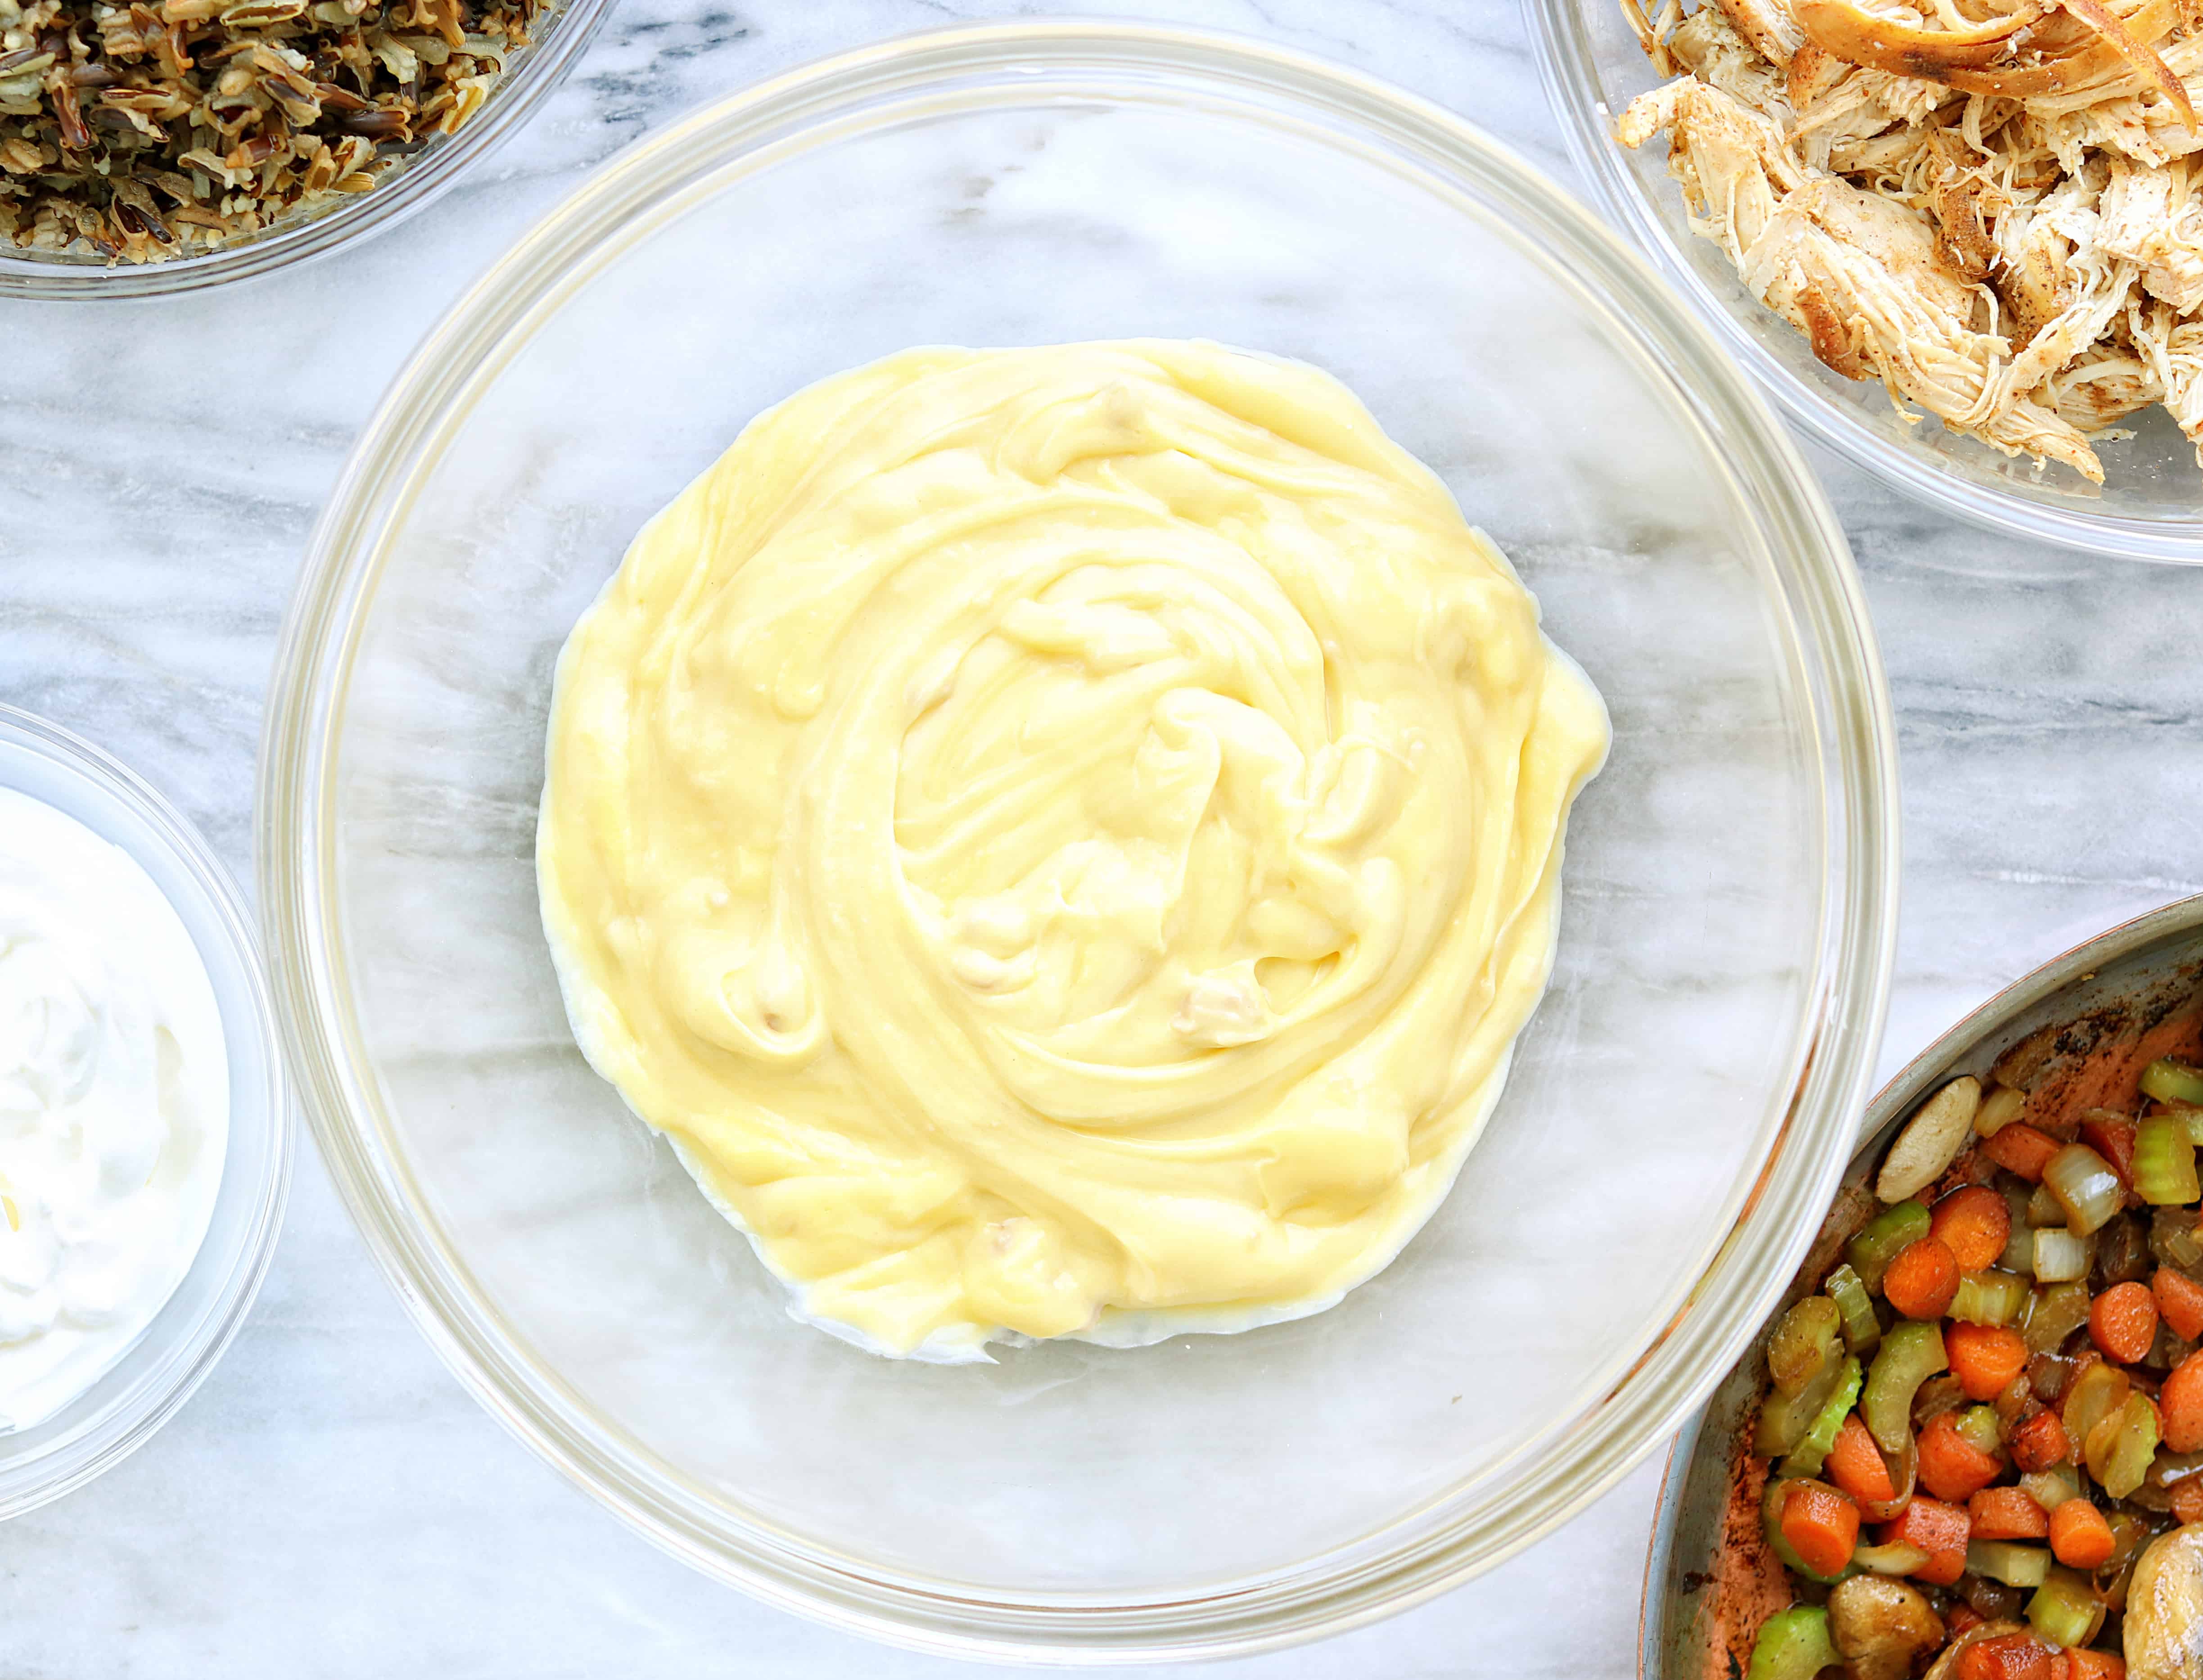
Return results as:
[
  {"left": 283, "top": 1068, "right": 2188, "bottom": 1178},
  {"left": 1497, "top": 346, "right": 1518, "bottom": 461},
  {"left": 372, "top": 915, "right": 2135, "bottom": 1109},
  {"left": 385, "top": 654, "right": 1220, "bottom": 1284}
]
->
[
  {"left": 1530, "top": 0, "right": 2203, "bottom": 562},
  {"left": 258, "top": 21, "right": 1900, "bottom": 1661},
  {"left": 0, "top": 0, "right": 613, "bottom": 300},
  {"left": 0, "top": 703, "right": 290, "bottom": 1515}
]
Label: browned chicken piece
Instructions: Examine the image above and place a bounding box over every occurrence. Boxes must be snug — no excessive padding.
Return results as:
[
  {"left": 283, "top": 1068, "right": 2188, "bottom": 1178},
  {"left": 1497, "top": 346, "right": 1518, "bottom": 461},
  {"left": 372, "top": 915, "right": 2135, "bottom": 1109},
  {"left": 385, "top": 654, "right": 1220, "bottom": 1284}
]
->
[
  {"left": 1711, "top": 0, "right": 1806, "bottom": 70},
  {"left": 1620, "top": 77, "right": 2108, "bottom": 480},
  {"left": 2045, "top": 344, "right": 2165, "bottom": 429},
  {"left": 2097, "top": 156, "right": 2203, "bottom": 311},
  {"left": 1670, "top": 5, "right": 1795, "bottom": 117},
  {"left": 1620, "top": 0, "right": 2203, "bottom": 483}
]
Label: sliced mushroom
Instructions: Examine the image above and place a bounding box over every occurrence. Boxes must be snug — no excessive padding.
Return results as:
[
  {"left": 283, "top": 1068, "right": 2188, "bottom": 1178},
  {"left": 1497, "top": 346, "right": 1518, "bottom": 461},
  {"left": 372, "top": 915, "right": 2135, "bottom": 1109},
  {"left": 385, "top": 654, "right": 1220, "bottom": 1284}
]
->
[
  {"left": 1827, "top": 1574, "right": 1946, "bottom": 1680},
  {"left": 1878, "top": 1077, "right": 1983, "bottom": 1204},
  {"left": 2128, "top": 1523, "right": 2203, "bottom": 1678}
]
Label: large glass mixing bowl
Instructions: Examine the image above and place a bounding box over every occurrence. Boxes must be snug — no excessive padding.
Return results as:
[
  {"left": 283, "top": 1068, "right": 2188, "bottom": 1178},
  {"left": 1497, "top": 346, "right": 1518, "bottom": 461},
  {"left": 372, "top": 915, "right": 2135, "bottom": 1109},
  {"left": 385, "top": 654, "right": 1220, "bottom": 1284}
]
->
[
  {"left": 1532, "top": 0, "right": 2203, "bottom": 562},
  {"left": 259, "top": 22, "right": 1900, "bottom": 1662}
]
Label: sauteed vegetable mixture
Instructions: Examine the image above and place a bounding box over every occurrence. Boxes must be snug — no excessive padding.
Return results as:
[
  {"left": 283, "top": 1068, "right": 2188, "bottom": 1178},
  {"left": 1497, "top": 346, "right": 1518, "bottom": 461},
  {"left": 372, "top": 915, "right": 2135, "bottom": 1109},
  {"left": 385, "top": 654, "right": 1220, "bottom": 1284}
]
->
[{"left": 1746, "top": 1056, "right": 2203, "bottom": 1680}]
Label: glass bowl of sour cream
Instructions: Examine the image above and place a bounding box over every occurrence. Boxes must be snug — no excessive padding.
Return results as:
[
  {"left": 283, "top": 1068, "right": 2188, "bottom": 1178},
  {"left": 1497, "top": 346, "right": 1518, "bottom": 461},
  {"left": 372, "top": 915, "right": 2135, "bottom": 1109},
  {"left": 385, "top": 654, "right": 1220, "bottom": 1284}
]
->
[
  {"left": 259, "top": 21, "right": 1899, "bottom": 1662},
  {"left": 0, "top": 705, "right": 288, "bottom": 1515}
]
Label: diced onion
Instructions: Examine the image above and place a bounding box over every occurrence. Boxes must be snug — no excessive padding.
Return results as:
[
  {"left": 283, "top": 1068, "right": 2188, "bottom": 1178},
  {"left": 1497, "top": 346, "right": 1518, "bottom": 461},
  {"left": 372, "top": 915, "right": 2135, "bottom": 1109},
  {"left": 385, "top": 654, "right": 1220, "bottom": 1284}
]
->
[
  {"left": 2032, "top": 1227, "right": 2095, "bottom": 1283},
  {"left": 1852, "top": 1541, "right": 1931, "bottom": 1576},
  {"left": 2044, "top": 1142, "right": 2124, "bottom": 1236}
]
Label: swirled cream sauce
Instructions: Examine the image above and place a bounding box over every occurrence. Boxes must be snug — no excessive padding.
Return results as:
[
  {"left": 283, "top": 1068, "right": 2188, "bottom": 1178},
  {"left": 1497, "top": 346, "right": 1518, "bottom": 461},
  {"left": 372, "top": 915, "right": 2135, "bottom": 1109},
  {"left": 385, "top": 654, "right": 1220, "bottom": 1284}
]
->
[{"left": 538, "top": 341, "right": 1609, "bottom": 1359}]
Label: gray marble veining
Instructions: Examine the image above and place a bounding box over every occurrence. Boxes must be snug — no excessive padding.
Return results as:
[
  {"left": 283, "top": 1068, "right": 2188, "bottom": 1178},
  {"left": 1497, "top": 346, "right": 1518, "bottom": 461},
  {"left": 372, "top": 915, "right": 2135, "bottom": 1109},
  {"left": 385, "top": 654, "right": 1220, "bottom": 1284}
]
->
[{"left": 1, "top": 1, "right": 2200, "bottom": 1675}]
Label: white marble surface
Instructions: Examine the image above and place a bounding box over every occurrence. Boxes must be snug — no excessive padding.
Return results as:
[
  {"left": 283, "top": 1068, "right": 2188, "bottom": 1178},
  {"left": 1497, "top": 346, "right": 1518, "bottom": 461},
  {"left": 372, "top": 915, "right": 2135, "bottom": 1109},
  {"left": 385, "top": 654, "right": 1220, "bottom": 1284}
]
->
[{"left": 2, "top": 1, "right": 2202, "bottom": 1674}]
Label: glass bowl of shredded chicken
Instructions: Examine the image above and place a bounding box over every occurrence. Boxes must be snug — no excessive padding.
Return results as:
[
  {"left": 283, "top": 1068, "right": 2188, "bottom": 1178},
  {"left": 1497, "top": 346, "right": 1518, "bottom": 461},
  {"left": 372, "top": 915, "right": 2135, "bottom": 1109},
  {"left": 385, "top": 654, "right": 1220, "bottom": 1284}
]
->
[{"left": 1534, "top": 0, "right": 2203, "bottom": 560}]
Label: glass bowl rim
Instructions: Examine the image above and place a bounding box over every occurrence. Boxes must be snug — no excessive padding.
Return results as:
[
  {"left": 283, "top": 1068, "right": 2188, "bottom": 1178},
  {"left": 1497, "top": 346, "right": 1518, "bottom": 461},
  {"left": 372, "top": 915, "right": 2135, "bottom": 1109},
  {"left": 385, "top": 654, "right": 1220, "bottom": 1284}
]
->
[
  {"left": 256, "top": 17, "right": 1903, "bottom": 1661},
  {"left": 0, "top": 700, "right": 293, "bottom": 1514},
  {"left": 1526, "top": 0, "right": 2203, "bottom": 565},
  {"left": 0, "top": 0, "right": 616, "bottom": 301}
]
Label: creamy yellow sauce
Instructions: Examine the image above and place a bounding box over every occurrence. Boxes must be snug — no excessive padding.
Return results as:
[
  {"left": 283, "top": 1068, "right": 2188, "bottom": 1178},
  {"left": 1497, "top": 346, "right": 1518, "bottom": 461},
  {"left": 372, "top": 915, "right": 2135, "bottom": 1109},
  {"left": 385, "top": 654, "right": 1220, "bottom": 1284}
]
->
[{"left": 537, "top": 341, "right": 1609, "bottom": 1359}]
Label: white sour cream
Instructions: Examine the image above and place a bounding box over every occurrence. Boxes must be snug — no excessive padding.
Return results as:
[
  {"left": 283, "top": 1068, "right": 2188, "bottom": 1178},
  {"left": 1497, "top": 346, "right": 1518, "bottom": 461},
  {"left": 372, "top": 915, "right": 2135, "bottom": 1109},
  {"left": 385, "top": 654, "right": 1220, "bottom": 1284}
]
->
[{"left": 0, "top": 786, "right": 228, "bottom": 1429}]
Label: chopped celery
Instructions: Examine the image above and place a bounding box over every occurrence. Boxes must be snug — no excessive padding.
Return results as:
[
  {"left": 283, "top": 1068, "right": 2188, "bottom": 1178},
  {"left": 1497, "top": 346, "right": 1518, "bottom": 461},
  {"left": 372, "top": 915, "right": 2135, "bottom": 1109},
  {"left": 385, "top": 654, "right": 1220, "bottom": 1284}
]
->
[
  {"left": 2045, "top": 1143, "right": 2125, "bottom": 1236},
  {"left": 1955, "top": 1404, "right": 2004, "bottom": 1456},
  {"left": 1968, "top": 1540, "right": 2052, "bottom": 1588},
  {"left": 1744, "top": 1605, "right": 1839, "bottom": 1680},
  {"left": 1849, "top": 1200, "right": 1932, "bottom": 1294},
  {"left": 2025, "top": 1281, "right": 2093, "bottom": 1353},
  {"left": 2099, "top": 1392, "right": 2161, "bottom": 1500},
  {"left": 2176, "top": 1102, "right": 2203, "bottom": 1148},
  {"left": 1851, "top": 1540, "right": 1930, "bottom": 1576},
  {"left": 1756, "top": 1352, "right": 1845, "bottom": 1458},
  {"left": 1780, "top": 1356, "right": 1863, "bottom": 1480},
  {"left": 2027, "top": 1566, "right": 2107, "bottom": 1649},
  {"left": 1825, "top": 1263, "right": 1882, "bottom": 1353},
  {"left": 1761, "top": 1477, "right": 1848, "bottom": 1585},
  {"left": 1951, "top": 1269, "right": 2030, "bottom": 1327},
  {"left": 2135, "top": 1113, "right": 2203, "bottom": 1206},
  {"left": 1767, "top": 1296, "right": 1843, "bottom": 1396},
  {"left": 2143, "top": 1059, "right": 2203, "bottom": 1108},
  {"left": 1864, "top": 1321, "right": 1947, "bottom": 1454},
  {"left": 1977, "top": 1085, "right": 2027, "bottom": 1136}
]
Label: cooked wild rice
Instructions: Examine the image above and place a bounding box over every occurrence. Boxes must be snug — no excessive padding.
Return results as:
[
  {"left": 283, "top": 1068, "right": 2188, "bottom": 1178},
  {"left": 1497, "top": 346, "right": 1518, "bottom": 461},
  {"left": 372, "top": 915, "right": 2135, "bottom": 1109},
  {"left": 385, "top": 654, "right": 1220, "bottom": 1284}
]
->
[{"left": 0, "top": 0, "right": 543, "bottom": 261}]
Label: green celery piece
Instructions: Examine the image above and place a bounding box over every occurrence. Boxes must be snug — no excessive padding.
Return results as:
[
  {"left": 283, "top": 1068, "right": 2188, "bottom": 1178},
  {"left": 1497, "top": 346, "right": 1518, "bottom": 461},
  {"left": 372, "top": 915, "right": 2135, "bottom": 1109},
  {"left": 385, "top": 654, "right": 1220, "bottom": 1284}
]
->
[
  {"left": 2134, "top": 1113, "right": 2202, "bottom": 1206},
  {"left": 1825, "top": 1263, "right": 1882, "bottom": 1353},
  {"left": 2027, "top": 1567, "right": 2105, "bottom": 1649},
  {"left": 1966, "top": 1540, "right": 2051, "bottom": 1589},
  {"left": 1955, "top": 1405, "right": 2003, "bottom": 1457},
  {"left": 2102, "top": 1392, "right": 2161, "bottom": 1500},
  {"left": 1950, "top": 1269, "right": 2029, "bottom": 1327},
  {"left": 1848, "top": 1200, "right": 1932, "bottom": 1294},
  {"left": 2144, "top": 1059, "right": 2203, "bottom": 1108},
  {"left": 1744, "top": 1605, "right": 1839, "bottom": 1680},
  {"left": 1779, "top": 1357, "right": 1863, "bottom": 1480},
  {"left": 1767, "top": 1296, "right": 1842, "bottom": 1397},
  {"left": 1864, "top": 1320, "right": 1947, "bottom": 1454}
]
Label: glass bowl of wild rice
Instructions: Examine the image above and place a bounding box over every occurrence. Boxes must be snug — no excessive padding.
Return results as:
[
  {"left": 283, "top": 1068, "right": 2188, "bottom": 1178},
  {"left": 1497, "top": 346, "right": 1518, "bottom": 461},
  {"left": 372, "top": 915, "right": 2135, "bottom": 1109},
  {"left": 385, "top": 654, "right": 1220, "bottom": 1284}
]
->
[{"left": 0, "top": 0, "right": 612, "bottom": 294}]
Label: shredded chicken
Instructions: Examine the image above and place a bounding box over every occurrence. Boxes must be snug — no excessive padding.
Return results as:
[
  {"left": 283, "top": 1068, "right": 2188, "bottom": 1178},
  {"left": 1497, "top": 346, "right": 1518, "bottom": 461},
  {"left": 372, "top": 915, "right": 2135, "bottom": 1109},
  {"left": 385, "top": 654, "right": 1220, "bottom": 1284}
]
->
[{"left": 1619, "top": 0, "right": 2203, "bottom": 480}]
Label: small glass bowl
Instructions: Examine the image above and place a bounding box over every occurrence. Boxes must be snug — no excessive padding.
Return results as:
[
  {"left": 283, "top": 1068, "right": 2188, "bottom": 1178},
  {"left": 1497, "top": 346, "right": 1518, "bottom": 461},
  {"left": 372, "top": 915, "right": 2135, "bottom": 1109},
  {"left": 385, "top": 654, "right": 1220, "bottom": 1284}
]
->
[
  {"left": 0, "top": 0, "right": 614, "bottom": 300},
  {"left": 261, "top": 20, "right": 1899, "bottom": 1661},
  {"left": 1530, "top": 0, "right": 2203, "bottom": 562},
  {"left": 0, "top": 703, "right": 290, "bottom": 1516}
]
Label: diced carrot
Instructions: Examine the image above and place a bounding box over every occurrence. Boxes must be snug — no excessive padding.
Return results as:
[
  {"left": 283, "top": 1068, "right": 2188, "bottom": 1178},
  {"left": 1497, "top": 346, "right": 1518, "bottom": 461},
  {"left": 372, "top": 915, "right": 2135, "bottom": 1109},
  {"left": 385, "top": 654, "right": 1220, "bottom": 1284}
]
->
[
  {"left": 2090, "top": 1282, "right": 2161, "bottom": 1365},
  {"left": 1919, "top": 1409, "right": 2004, "bottom": 1502},
  {"left": 1886, "top": 1236, "right": 1963, "bottom": 1320},
  {"left": 2009, "top": 1407, "right": 2072, "bottom": 1473},
  {"left": 2048, "top": 1498, "right": 2116, "bottom": 1570},
  {"left": 1957, "top": 1632, "right": 2059, "bottom": 1680},
  {"left": 2063, "top": 1652, "right": 2126, "bottom": 1680},
  {"left": 1984, "top": 1123, "right": 2063, "bottom": 1182},
  {"left": 1779, "top": 1480, "right": 1859, "bottom": 1578},
  {"left": 1950, "top": 1604, "right": 1986, "bottom": 1640},
  {"left": 1970, "top": 1484, "right": 2052, "bottom": 1540},
  {"left": 2170, "top": 1473, "right": 2203, "bottom": 1526},
  {"left": 1950, "top": 1322, "right": 2033, "bottom": 1401},
  {"left": 1934, "top": 1185, "right": 2015, "bottom": 1272},
  {"left": 1826, "top": 1412, "right": 1897, "bottom": 1506},
  {"left": 2162, "top": 1349, "right": 2203, "bottom": 1453},
  {"left": 2156, "top": 1267, "right": 2203, "bottom": 1342},
  {"left": 1885, "top": 1493, "right": 1971, "bottom": 1585}
]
